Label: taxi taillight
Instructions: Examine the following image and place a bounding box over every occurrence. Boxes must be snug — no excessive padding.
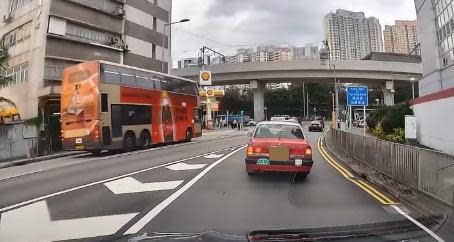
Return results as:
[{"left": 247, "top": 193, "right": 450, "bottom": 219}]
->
[
  {"left": 305, "top": 147, "right": 312, "bottom": 157},
  {"left": 247, "top": 146, "right": 254, "bottom": 156},
  {"left": 247, "top": 145, "right": 269, "bottom": 157}
]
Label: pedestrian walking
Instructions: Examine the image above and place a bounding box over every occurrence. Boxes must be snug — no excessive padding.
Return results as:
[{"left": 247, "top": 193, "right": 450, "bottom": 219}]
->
[{"left": 233, "top": 119, "right": 238, "bottom": 130}]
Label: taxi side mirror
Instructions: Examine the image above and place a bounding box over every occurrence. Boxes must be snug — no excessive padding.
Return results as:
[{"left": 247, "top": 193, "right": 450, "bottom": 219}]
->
[{"left": 248, "top": 132, "right": 253, "bottom": 137}]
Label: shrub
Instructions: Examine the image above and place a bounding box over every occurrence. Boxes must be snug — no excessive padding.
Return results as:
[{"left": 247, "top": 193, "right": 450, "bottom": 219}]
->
[
  {"left": 380, "top": 118, "right": 394, "bottom": 134},
  {"left": 372, "top": 122, "right": 386, "bottom": 138},
  {"left": 384, "top": 103, "right": 413, "bottom": 130},
  {"left": 384, "top": 128, "right": 405, "bottom": 144},
  {"left": 365, "top": 116, "right": 377, "bottom": 129}
]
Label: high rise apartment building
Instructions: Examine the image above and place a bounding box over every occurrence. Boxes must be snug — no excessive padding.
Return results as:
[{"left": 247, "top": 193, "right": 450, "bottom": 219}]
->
[
  {"left": 384, "top": 20, "right": 418, "bottom": 54},
  {"left": 324, "top": 9, "right": 383, "bottom": 60}
]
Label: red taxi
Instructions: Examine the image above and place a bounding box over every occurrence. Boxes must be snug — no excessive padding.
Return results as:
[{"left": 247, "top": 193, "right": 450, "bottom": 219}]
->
[{"left": 245, "top": 121, "right": 313, "bottom": 178}]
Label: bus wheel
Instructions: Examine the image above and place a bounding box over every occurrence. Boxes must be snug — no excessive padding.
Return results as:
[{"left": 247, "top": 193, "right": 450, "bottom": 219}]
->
[
  {"left": 123, "top": 132, "right": 136, "bottom": 152},
  {"left": 185, "top": 128, "right": 193, "bottom": 142},
  {"left": 140, "top": 130, "right": 152, "bottom": 149}
]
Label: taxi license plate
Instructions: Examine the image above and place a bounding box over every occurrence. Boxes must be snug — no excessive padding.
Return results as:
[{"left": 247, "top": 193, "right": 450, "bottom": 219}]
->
[
  {"left": 295, "top": 159, "right": 303, "bottom": 166},
  {"left": 75, "top": 145, "right": 85, "bottom": 150},
  {"left": 257, "top": 158, "right": 270, "bottom": 166}
]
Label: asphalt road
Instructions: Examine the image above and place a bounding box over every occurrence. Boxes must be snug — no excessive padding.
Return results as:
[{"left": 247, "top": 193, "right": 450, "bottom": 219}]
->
[{"left": 0, "top": 126, "right": 447, "bottom": 242}]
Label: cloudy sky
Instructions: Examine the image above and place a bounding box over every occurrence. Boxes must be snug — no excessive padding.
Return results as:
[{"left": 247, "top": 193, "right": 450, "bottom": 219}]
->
[{"left": 171, "top": 0, "right": 417, "bottom": 67}]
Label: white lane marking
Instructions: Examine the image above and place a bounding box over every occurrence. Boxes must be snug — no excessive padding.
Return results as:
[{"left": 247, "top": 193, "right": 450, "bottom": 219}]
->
[
  {"left": 165, "top": 162, "right": 207, "bottom": 171},
  {"left": 0, "top": 146, "right": 243, "bottom": 213},
  {"left": 124, "top": 146, "right": 246, "bottom": 235},
  {"left": 391, "top": 205, "right": 445, "bottom": 242},
  {"left": 203, "top": 154, "right": 224, "bottom": 159},
  {"left": 104, "top": 177, "right": 183, "bottom": 195},
  {"left": 0, "top": 201, "right": 138, "bottom": 242}
]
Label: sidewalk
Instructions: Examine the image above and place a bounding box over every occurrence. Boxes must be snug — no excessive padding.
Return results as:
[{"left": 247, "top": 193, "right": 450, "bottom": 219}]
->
[{"left": 0, "top": 151, "right": 84, "bottom": 169}]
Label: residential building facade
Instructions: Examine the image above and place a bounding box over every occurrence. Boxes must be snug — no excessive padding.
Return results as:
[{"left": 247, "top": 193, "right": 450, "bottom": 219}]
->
[
  {"left": 384, "top": 20, "right": 418, "bottom": 54},
  {"left": 178, "top": 57, "right": 199, "bottom": 68},
  {"left": 324, "top": 9, "right": 383, "bottom": 60},
  {"left": 412, "top": 0, "right": 454, "bottom": 155},
  {"left": 292, "top": 43, "right": 319, "bottom": 60},
  {"left": 0, "top": 0, "right": 172, "bottom": 152},
  {"left": 268, "top": 47, "right": 293, "bottom": 62}
]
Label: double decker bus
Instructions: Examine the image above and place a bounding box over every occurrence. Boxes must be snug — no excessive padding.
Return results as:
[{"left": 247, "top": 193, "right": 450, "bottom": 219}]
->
[{"left": 60, "top": 60, "right": 202, "bottom": 153}]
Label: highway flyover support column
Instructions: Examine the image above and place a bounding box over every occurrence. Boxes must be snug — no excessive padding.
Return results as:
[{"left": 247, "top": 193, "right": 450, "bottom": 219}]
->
[
  {"left": 382, "top": 80, "right": 395, "bottom": 106},
  {"left": 251, "top": 80, "right": 265, "bottom": 121}
]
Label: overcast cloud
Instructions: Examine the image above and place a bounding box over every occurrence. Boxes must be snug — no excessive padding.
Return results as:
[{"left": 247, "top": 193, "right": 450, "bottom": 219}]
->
[{"left": 171, "top": 0, "right": 417, "bottom": 67}]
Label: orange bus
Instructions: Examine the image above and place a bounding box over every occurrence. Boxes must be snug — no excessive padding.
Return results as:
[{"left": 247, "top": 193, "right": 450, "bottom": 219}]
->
[{"left": 60, "top": 60, "right": 202, "bottom": 153}]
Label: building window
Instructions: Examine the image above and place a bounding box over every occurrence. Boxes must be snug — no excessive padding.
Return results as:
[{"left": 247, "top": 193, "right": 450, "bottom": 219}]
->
[
  {"left": 1, "top": 62, "right": 29, "bottom": 88},
  {"left": 8, "top": 0, "right": 33, "bottom": 14},
  {"left": 2, "top": 22, "right": 32, "bottom": 49},
  {"left": 65, "top": 22, "right": 121, "bottom": 47}
]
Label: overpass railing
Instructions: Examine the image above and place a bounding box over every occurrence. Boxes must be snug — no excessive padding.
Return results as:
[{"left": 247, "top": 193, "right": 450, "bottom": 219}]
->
[{"left": 327, "top": 128, "right": 454, "bottom": 206}]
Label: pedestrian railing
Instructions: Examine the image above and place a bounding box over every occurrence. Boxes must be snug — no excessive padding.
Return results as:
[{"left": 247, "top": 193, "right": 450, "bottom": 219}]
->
[{"left": 328, "top": 128, "right": 454, "bottom": 206}]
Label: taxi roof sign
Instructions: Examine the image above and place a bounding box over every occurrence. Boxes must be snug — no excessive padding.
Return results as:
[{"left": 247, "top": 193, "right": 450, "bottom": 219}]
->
[{"left": 199, "top": 71, "right": 212, "bottom": 86}]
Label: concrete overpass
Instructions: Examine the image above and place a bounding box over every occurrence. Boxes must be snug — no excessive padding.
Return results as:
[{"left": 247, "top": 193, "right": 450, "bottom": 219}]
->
[{"left": 171, "top": 60, "right": 422, "bottom": 121}]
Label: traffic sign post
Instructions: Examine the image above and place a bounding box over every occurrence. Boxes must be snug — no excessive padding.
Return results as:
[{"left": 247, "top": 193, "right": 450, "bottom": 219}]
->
[{"left": 346, "top": 86, "right": 369, "bottom": 136}]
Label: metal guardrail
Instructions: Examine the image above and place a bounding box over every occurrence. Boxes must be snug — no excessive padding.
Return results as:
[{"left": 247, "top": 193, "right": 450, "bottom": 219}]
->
[{"left": 328, "top": 128, "right": 454, "bottom": 206}]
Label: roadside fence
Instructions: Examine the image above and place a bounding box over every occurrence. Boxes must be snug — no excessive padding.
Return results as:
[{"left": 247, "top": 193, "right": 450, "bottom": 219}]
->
[{"left": 327, "top": 128, "right": 454, "bottom": 206}]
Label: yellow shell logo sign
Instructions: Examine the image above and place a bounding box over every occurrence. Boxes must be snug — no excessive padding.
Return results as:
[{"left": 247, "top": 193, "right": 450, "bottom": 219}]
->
[{"left": 200, "top": 72, "right": 211, "bottom": 81}]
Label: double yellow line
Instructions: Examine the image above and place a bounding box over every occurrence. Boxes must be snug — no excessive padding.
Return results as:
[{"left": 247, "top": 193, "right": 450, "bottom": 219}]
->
[{"left": 317, "top": 130, "right": 396, "bottom": 205}]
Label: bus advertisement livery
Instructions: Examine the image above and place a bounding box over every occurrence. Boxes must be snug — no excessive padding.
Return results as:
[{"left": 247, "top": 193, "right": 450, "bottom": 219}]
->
[{"left": 60, "top": 61, "right": 202, "bottom": 153}]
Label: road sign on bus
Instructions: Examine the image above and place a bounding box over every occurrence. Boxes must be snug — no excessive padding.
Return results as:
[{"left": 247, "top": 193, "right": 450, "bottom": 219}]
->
[{"left": 346, "top": 86, "right": 368, "bottom": 106}]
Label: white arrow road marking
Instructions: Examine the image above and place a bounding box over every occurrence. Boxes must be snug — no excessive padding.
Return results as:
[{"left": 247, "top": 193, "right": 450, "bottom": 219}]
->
[
  {"left": 0, "top": 201, "right": 138, "bottom": 242},
  {"left": 204, "top": 154, "right": 224, "bottom": 159},
  {"left": 166, "top": 162, "right": 207, "bottom": 171},
  {"left": 124, "top": 146, "right": 245, "bottom": 235},
  {"left": 104, "top": 177, "right": 184, "bottom": 195}
]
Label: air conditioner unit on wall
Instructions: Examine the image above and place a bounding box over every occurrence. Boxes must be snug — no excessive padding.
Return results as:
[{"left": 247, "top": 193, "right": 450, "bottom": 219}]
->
[
  {"left": 109, "top": 37, "right": 120, "bottom": 46},
  {"left": 113, "top": 8, "right": 125, "bottom": 17}
]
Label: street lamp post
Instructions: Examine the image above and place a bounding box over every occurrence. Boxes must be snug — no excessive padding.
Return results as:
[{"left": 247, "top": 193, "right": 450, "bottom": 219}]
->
[
  {"left": 321, "top": 40, "right": 339, "bottom": 128},
  {"left": 161, "top": 18, "right": 190, "bottom": 73},
  {"left": 409, "top": 77, "right": 417, "bottom": 99}
]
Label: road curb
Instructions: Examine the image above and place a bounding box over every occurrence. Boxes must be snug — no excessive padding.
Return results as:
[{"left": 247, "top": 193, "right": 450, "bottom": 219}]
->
[{"left": 0, "top": 151, "right": 85, "bottom": 169}]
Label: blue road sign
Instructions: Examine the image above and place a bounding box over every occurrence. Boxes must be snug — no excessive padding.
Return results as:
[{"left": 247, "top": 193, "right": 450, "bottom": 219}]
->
[{"left": 347, "top": 86, "right": 368, "bottom": 106}]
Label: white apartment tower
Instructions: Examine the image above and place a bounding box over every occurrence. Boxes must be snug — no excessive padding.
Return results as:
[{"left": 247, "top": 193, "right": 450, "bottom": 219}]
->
[{"left": 324, "top": 9, "right": 384, "bottom": 60}]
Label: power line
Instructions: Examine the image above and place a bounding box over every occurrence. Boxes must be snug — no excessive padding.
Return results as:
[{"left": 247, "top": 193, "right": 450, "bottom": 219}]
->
[{"left": 172, "top": 27, "right": 256, "bottom": 48}]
